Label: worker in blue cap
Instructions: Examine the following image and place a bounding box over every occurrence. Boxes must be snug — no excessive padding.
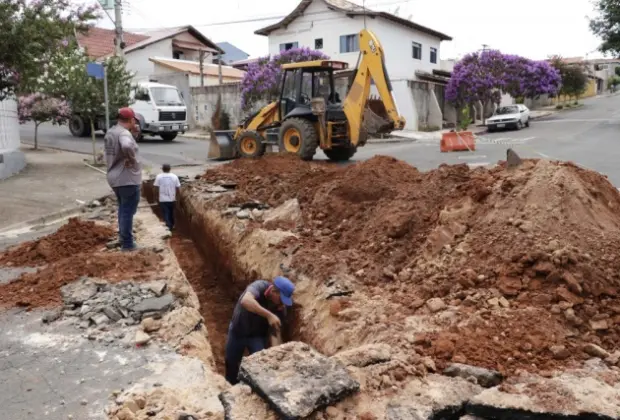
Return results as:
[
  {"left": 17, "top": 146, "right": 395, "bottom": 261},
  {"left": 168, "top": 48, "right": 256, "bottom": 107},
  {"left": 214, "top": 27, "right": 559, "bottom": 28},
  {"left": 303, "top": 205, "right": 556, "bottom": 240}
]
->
[{"left": 224, "top": 276, "right": 295, "bottom": 385}]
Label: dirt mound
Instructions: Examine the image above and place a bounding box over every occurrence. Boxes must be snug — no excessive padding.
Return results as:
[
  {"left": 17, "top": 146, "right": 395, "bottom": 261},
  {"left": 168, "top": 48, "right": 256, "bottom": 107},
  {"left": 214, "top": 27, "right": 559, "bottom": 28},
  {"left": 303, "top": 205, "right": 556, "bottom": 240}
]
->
[
  {"left": 0, "top": 249, "right": 161, "bottom": 308},
  {"left": 0, "top": 218, "right": 115, "bottom": 267},
  {"left": 200, "top": 155, "right": 620, "bottom": 376}
]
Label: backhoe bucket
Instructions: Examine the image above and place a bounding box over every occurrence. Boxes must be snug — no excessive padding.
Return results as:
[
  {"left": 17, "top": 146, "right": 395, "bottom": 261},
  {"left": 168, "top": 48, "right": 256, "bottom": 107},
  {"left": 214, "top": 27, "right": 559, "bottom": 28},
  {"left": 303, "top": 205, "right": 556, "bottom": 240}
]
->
[{"left": 208, "top": 130, "right": 237, "bottom": 160}]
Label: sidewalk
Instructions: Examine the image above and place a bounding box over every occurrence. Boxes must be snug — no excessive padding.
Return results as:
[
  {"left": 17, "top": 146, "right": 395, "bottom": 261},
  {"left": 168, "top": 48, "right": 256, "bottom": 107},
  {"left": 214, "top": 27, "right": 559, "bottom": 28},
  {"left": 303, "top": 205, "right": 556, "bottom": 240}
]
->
[{"left": 0, "top": 147, "right": 112, "bottom": 230}]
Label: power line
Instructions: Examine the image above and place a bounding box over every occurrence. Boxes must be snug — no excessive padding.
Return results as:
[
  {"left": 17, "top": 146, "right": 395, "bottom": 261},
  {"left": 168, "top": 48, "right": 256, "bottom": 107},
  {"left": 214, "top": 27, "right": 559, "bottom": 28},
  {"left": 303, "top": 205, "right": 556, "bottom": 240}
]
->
[{"left": 174, "top": 0, "right": 415, "bottom": 28}]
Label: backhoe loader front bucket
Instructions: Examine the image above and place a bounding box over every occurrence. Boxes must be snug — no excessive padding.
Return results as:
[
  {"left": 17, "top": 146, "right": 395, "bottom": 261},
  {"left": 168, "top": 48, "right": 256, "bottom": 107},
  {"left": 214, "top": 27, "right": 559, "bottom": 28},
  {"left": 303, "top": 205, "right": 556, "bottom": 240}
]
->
[{"left": 208, "top": 130, "right": 237, "bottom": 160}]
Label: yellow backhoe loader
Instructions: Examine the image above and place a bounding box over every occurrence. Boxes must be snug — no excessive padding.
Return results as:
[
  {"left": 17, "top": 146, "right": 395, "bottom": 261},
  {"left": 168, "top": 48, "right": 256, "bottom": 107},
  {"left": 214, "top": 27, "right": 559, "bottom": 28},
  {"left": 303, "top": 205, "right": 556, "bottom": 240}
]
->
[{"left": 208, "top": 29, "right": 406, "bottom": 162}]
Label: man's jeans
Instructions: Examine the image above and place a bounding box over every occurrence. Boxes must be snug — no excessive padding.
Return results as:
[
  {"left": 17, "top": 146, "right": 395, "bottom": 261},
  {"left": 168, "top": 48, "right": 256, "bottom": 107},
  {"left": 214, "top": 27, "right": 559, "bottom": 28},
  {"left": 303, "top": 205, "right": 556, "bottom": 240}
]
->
[
  {"left": 224, "top": 328, "right": 266, "bottom": 385},
  {"left": 159, "top": 201, "right": 175, "bottom": 230},
  {"left": 113, "top": 185, "right": 140, "bottom": 250}
]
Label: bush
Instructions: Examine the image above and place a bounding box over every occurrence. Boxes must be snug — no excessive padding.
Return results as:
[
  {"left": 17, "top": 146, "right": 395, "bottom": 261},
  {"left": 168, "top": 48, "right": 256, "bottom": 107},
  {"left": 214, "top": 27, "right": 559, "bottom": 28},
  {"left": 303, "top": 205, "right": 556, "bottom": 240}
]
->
[{"left": 556, "top": 104, "right": 564, "bottom": 109}]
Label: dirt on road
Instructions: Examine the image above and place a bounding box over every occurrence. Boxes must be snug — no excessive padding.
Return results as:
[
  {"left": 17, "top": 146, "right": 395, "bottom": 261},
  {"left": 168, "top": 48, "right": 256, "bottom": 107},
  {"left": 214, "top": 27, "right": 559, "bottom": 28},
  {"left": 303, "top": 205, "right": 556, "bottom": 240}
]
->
[{"left": 200, "top": 154, "right": 620, "bottom": 376}]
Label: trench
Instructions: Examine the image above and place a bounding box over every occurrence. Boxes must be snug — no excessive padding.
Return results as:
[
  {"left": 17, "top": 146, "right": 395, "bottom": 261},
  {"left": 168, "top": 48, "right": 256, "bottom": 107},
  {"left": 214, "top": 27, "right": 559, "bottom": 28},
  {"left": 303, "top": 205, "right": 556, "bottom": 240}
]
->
[{"left": 142, "top": 181, "right": 298, "bottom": 375}]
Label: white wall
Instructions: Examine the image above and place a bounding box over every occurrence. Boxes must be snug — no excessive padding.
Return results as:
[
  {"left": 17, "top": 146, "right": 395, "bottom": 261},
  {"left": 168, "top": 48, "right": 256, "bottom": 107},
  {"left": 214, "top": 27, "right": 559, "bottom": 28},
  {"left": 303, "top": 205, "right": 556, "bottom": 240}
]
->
[
  {"left": 126, "top": 39, "right": 173, "bottom": 81},
  {"left": 266, "top": 0, "right": 443, "bottom": 80},
  {"left": 0, "top": 98, "right": 26, "bottom": 179}
]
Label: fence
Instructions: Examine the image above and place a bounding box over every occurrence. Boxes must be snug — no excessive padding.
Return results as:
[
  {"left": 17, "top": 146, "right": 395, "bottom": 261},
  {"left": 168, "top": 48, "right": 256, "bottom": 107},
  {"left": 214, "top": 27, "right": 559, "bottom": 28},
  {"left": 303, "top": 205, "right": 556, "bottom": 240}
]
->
[{"left": 0, "top": 98, "right": 25, "bottom": 179}]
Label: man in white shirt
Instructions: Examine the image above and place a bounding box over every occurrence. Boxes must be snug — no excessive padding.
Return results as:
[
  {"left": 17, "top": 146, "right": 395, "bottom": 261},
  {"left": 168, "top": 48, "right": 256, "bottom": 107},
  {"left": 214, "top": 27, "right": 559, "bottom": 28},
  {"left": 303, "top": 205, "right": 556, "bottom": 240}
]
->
[{"left": 153, "top": 164, "right": 181, "bottom": 230}]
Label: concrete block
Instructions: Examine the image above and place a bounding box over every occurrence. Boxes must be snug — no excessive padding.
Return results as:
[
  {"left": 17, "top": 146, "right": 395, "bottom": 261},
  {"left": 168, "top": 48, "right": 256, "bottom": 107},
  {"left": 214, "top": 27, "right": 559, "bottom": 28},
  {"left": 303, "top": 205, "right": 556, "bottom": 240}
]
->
[
  {"left": 385, "top": 374, "right": 483, "bottom": 420},
  {"left": 238, "top": 341, "right": 360, "bottom": 419}
]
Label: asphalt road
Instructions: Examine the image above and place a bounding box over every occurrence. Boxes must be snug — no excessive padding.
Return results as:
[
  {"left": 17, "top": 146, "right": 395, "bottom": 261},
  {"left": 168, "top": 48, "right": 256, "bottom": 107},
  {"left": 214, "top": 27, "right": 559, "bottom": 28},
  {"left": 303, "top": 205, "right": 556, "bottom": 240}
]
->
[{"left": 20, "top": 94, "right": 620, "bottom": 185}]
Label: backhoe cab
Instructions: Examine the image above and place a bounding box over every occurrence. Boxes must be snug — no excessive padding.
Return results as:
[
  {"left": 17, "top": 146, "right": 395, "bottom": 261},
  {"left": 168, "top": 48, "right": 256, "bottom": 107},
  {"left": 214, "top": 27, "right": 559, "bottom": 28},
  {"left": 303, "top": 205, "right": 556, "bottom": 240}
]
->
[{"left": 208, "top": 29, "right": 406, "bottom": 162}]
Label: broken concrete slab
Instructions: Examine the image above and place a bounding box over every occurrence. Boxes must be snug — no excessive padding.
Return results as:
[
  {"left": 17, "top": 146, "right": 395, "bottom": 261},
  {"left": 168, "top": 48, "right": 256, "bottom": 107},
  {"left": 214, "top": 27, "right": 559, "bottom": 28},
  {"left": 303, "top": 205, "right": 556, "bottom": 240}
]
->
[
  {"left": 61, "top": 277, "right": 98, "bottom": 305},
  {"left": 443, "top": 363, "right": 503, "bottom": 388},
  {"left": 385, "top": 374, "right": 483, "bottom": 420},
  {"left": 131, "top": 294, "right": 175, "bottom": 316},
  {"left": 218, "top": 384, "right": 278, "bottom": 420},
  {"left": 141, "top": 280, "right": 168, "bottom": 297},
  {"left": 324, "top": 275, "right": 354, "bottom": 299},
  {"left": 238, "top": 342, "right": 360, "bottom": 419},
  {"left": 466, "top": 365, "right": 620, "bottom": 419}
]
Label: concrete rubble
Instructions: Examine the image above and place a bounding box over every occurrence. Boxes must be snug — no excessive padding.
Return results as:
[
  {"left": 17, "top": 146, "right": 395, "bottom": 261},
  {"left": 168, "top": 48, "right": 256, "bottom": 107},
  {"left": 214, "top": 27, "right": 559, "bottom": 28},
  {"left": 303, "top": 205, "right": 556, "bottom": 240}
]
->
[{"left": 237, "top": 342, "right": 360, "bottom": 419}]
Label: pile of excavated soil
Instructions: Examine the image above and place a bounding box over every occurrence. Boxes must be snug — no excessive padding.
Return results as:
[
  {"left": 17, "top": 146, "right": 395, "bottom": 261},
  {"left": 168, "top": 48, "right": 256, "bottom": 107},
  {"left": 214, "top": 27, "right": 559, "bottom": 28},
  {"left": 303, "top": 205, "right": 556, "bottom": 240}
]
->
[
  {"left": 199, "top": 155, "right": 620, "bottom": 376},
  {"left": 0, "top": 250, "right": 162, "bottom": 308},
  {"left": 0, "top": 218, "right": 115, "bottom": 267}
]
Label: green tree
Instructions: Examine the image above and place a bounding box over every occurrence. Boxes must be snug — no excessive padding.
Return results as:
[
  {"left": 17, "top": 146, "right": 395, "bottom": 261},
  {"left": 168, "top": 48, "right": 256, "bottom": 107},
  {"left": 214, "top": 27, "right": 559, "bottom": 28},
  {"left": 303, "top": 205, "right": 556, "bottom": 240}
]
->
[
  {"left": 615, "top": 66, "right": 620, "bottom": 77},
  {"left": 590, "top": 0, "right": 620, "bottom": 55},
  {"left": 549, "top": 56, "right": 588, "bottom": 103},
  {"left": 0, "top": 0, "right": 98, "bottom": 96},
  {"left": 39, "top": 46, "right": 134, "bottom": 163}
]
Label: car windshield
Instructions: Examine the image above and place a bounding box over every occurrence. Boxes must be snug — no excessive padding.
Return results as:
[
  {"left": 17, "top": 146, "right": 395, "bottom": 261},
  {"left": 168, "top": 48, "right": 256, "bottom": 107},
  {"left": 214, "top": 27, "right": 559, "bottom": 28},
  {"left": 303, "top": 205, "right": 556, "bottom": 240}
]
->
[
  {"left": 150, "top": 87, "right": 184, "bottom": 106},
  {"left": 496, "top": 106, "right": 519, "bottom": 115}
]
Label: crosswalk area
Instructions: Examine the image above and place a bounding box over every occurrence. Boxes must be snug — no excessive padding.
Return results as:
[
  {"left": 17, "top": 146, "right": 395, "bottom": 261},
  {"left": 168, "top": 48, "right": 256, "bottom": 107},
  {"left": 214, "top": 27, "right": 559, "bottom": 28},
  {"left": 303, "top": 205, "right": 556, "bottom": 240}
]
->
[{"left": 475, "top": 136, "right": 535, "bottom": 145}]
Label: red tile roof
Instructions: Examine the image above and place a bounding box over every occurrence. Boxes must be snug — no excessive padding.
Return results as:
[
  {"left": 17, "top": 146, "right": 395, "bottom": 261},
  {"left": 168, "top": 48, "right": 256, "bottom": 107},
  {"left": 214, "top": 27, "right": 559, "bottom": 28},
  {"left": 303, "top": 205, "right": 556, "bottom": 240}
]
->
[{"left": 76, "top": 27, "right": 149, "bottom": 59}]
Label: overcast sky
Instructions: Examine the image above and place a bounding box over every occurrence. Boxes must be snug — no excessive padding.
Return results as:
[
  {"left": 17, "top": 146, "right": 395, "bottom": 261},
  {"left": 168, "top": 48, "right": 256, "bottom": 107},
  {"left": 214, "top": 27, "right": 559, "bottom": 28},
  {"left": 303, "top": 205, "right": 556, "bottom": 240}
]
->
[{"left": 93, "top": 0, "right": 605, "bottom": 61}]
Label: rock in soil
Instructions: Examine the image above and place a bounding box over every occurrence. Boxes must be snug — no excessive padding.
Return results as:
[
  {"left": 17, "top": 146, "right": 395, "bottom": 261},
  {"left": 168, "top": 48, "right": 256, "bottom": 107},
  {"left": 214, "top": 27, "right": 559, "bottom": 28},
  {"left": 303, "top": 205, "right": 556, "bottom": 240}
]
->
[
  {"left": 385, "top": 374, "right": 483, "bottom": 420},
  {"left": 61, "top": 278, "right": 99, "bottom": 305},
  {"left": 219, "top": 384, "right": 278, "bottom": 420},
  {"left": 238, "top": 342, "right": 360, "bottom": 419},
  {"left": 443, "top": 363, "right": 503, "bottom": 388},
  {"left": 131, "top": 294, "right": 175, "bottom": 317}
]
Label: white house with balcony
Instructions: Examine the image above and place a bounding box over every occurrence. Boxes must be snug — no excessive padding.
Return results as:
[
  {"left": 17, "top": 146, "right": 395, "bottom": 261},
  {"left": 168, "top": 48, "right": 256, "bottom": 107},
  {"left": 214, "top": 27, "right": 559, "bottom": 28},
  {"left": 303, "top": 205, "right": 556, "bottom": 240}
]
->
[{"left": 255, "top": 0, "right": 453, "bottom": 130}]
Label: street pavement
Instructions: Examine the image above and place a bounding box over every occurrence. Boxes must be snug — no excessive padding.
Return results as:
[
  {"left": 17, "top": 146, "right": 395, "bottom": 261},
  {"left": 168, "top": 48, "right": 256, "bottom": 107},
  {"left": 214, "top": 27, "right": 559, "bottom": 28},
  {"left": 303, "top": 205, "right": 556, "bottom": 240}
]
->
[{"left": 20, "top": 93, "right": 620, "bottom": 186}]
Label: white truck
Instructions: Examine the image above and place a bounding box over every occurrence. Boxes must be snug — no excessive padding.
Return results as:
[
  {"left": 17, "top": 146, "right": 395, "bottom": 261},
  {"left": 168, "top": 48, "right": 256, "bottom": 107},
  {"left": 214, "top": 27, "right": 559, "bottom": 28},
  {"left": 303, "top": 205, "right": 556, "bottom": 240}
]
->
[{"left": 68, "top": 81, "right": 189, "bottom": 142}]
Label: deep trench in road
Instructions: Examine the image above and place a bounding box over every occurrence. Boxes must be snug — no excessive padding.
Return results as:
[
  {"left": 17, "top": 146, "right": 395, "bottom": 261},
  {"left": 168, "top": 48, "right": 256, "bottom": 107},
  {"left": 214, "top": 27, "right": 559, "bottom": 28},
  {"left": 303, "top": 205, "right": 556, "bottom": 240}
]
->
[{"left": 142, "top": 181, "right": 298, "bottom": 374}]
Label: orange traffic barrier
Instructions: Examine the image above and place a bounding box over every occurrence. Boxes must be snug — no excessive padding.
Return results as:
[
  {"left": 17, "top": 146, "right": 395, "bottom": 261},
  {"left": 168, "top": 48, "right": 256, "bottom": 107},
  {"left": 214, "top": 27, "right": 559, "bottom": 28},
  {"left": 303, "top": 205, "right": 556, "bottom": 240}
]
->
[{"left": 440, "top": 131, "right": 476, "bottom": 152}]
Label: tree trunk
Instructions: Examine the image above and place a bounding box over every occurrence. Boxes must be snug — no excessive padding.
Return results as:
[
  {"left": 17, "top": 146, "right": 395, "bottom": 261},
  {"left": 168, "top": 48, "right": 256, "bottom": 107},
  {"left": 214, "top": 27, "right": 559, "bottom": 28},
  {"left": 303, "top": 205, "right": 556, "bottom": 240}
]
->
[
  {"left": 90, "top": 118, "right": 96, "bottom": 164},
  {"left": 34, "top": 122, "right": 39, "bottom": 150}
]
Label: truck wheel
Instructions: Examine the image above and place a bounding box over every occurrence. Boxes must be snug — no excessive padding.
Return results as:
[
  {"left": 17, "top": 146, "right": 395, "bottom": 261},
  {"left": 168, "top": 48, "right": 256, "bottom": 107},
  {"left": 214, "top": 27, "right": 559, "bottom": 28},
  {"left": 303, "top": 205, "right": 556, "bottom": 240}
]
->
[
  {"left": 237, "top": 131, "right": 266, "bottom": 158},
  {"left": 69, "top": 115, "right": 90, "bottom": 137},
  {"left": 324, "top": 146, "right": 357, "bottom": 162},
  {"left": 279, "top": 118, "right": 318, "bottom": 161},
  {"left": 160, "top": 133, "right": 177, "bottom": 142}
]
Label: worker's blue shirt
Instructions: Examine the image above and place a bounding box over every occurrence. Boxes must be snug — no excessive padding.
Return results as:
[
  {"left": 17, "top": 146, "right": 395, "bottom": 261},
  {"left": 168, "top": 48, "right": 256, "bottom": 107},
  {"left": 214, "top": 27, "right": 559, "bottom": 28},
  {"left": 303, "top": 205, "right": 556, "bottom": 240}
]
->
[{"left": 229, "top": 280, "right": 286, "bottom": 338}]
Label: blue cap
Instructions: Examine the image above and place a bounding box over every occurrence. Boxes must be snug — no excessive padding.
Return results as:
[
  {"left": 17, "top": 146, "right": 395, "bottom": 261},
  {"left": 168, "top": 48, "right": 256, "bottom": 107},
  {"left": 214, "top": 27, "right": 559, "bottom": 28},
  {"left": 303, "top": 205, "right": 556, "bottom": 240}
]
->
[{"left": 273, "top": 276, "right": 295, "bottom": 306}]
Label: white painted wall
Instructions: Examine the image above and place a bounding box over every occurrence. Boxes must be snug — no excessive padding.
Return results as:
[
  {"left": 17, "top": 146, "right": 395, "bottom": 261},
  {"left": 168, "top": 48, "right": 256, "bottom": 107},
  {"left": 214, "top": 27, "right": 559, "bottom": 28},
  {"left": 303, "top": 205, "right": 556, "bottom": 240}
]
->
[
  {"left": 0, "top": 99, "right": 19, "bottom": 151},
  {"left": 266, "top": 0, "right": 444, "bottom": 80},
  {"left": 126, "top": 39, "right": 173, "bottom": 81}
]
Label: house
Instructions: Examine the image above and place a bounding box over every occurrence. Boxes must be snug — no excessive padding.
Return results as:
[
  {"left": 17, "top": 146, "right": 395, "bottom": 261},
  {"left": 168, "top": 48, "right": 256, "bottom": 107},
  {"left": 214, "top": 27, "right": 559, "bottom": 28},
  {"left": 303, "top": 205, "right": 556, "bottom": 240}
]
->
[
  {"left": 230, "top": 57, "right": 261, "bottom": 71},
  {"left": 149, "top": 57, "right": 246, "bottom": 86},
  {"left": 76, "top": 25, "right": 224, "bottom": 81},
  {"left": 253, "top": 0, "right": 453, "bottom": 131},
  {"left": 215, "top": 42, "right": 250, "bottom": 65}
]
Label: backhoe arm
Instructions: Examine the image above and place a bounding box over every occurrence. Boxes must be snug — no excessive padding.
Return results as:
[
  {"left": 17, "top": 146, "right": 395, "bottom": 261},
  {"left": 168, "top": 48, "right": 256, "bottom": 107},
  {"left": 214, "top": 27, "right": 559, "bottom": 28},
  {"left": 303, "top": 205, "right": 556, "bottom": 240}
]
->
[{"left": 343, "top": 29, "right": 406, "bottom": 146}]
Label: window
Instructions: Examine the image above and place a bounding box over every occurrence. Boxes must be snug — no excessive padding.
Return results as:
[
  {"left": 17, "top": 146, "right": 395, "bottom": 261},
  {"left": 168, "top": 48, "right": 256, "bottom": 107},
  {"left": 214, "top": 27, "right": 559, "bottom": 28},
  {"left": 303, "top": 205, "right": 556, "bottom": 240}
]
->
[
  {"left": 173, "top": 50, "right": 184, "bottom": 59},
  {"left": 430, "top": 47, "right": 437, "bottom": 64},
  {"left": 340, "top": 34, "right": 359, "bottom": 53},
  {"left": 150, "top": 87, "right": 184, "bottom": 105},
  {"left": 315, "top": 38, "right": 323, "bottom": 49},
  {"left": 412, "top": 42, "right": 422, "bottom": 60},
  {"left": 134, "top": 87, "right": 150, "bottom": 102},
  {"left": 279, "top": 42, "right": 299, "bottom": 51}
]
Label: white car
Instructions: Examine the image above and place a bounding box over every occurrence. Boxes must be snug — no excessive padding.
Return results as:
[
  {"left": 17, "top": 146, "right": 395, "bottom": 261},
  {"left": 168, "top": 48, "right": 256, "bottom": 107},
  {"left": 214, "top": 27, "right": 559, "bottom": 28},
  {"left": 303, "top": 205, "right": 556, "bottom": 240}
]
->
[{"left": 486, "top": 104, "right": 530, "bottom": 132}]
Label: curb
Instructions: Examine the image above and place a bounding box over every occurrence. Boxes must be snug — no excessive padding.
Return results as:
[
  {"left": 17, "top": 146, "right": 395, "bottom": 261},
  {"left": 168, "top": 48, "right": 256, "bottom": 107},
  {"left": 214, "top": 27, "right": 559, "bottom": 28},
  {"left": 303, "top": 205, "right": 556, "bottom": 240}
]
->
[{"left": 20, "top": 142, "right": 92, "bottom": 156}]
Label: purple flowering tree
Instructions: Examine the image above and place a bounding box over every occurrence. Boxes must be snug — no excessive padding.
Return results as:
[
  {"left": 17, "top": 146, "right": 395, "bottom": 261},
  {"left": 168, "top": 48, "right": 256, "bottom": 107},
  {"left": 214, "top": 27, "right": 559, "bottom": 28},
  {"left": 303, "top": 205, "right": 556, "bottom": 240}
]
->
[
  {"left": 446, "top": 50, "right": 561, "bottom": 120},
  {"left": 241, "top": 47, "right": 329, "bottom": 112},
  {"left": 18, "top": 93, "right": 71, "bottom": 150}
]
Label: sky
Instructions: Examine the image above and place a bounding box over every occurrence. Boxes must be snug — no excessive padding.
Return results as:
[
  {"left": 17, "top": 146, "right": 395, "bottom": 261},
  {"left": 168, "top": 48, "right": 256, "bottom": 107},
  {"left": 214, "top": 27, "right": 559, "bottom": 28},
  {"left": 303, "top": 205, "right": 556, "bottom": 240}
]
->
[{"left": 91, "top": 0, "right": 606, "bottom": 61}]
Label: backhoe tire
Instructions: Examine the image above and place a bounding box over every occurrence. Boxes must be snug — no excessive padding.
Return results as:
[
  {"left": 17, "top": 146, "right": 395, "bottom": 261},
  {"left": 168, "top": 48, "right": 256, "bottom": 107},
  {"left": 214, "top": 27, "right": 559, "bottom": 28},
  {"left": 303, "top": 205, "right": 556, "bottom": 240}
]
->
[
  {"left": 279, "top": 118, "right": 318, "bottom": 161},
  {"left": 324, "top": 147, "right": 357, "bottom": 162},
  {"left": 237, "top": 131, "right": 266, "bottom": 159}
]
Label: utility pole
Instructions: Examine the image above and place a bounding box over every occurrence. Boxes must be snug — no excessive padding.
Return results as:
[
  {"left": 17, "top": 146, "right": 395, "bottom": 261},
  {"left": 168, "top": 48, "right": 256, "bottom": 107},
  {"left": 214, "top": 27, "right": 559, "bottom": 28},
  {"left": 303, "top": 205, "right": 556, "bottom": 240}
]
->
[
  {"left": 114, "top": 0, "right": 125, "bottom": 57},
  {"left": 218, "top": 53, "right": 223, "bottom": 86},
  {"left": 199, "top": 50, "right": 206, "bottom": 87},
  {"left": 482, "top": 44, "right": 489, "bottom": 51}
]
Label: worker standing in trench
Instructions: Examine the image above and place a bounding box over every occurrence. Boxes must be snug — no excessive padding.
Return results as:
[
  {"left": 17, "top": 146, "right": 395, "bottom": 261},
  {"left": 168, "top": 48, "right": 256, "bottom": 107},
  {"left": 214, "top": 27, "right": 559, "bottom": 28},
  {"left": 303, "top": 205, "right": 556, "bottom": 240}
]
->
[{"left": 224, "top": 276, "right": 295, "bottom": 384}]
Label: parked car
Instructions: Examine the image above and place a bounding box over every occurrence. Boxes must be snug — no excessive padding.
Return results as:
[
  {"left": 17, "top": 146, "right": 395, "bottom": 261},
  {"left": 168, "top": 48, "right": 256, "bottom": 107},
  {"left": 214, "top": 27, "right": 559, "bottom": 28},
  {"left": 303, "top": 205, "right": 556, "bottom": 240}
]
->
[{"left": 486, "top": 104, "right": 530, "bottom": 132}]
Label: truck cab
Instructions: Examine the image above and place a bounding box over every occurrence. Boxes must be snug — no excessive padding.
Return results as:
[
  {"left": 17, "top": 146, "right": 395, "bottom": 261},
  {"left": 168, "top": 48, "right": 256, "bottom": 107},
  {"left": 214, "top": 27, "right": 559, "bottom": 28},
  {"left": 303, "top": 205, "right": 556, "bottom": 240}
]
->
[
  {"left": 130, "top": 81, "right": 189, "bottom": 141},
  {"left": 68, "top": 81, "right": 189, "bottom": 142}
]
